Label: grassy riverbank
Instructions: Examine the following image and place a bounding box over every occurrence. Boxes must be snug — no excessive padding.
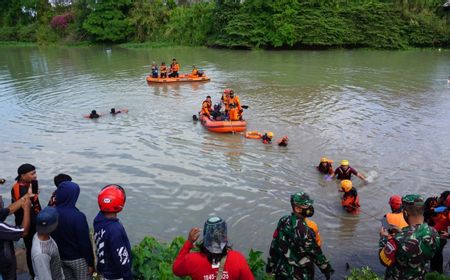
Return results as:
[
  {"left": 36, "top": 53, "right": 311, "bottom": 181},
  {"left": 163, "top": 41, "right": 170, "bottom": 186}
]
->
[{"left": 1, "top": 1, "right": 448, "bottom": 50}]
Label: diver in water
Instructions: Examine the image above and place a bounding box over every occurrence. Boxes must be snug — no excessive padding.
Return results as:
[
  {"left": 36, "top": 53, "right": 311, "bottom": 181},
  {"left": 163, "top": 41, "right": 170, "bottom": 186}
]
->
[
  {"left": 89, "top": 110, "right": 100, "bottom": 119},
  {"left": 110, "top": 108, "right": 122, "bottom": 115}
]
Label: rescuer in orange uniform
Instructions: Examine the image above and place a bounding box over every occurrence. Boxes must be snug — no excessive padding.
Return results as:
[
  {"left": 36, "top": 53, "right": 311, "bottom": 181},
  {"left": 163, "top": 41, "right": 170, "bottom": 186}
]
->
[
  {"left": 339, "top": 180, "right": 360, "bottom": 214},
  {"left": 201, "top": 96, "right": 213, "bottom": 119},
  {"left": 169, "top": 58, "right": 180, "bottom": 78}
]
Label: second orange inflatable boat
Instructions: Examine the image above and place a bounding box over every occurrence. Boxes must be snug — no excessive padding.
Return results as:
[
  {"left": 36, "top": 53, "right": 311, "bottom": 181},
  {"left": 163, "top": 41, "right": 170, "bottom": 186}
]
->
[
  {"left": 200, "top": 115, "right": 247, "bottom": 133},
  {"left": 147, "top": 74, "right": 210, "bottom": 83}
]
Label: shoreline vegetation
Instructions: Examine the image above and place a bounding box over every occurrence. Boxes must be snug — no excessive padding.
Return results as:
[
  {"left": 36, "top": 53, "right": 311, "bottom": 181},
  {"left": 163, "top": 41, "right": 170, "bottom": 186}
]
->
[
  {"left": 0, "top": 0, "right": 448, "bottom": 50},
  {"left": 132, "top": 235, "right": 450, "bottom": 280}
]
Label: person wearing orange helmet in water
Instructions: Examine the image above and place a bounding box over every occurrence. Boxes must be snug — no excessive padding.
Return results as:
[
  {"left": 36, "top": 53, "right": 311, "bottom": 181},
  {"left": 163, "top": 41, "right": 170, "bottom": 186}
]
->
[
  {"left": 339, "top": 180, "right": 360, "bottom": 214},
  {"left": 201, "top": 96, "right": 213, "bottom": 119},
  {"left": 317, "top": 158, "right": 334, "bottom": 175},
  {"left": 262, "top": 132, "right": 274, "bottom": 144},
  {"left": 94, "top": 184, "right": 132, "bottom": 280},
  {"left": 331, "top": 160, "right": 366, "bottom": 181}
]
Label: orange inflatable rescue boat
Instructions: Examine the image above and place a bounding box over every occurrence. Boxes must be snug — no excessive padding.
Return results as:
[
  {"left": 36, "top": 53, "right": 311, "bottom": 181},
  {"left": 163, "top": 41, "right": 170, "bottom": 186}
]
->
[
  {"left": 200, "top": 114, "right": 246, "bottom": 133},
  {"left": 146, "top": 74, "right": 210, "bottom": 84}
]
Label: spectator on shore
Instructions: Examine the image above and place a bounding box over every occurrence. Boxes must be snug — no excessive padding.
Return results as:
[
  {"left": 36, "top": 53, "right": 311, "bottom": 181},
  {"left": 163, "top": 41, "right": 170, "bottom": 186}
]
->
[
  {"left": 173, "top": 216, "right": 254, "bottom": 280},
  {"left": 32, "top": 207, "right": 64, "bottom": 280},
  {"left": 52, "top": 181, "right": 95, "bottom": 280},
  {"left": 94, "top": 184, "right": 132, "bottom": 280},
  {"left": 11, "top": 163, "right": 42, "bottom": 278},
  {"left": 48, "top": 173, "right": 72, "bottom": 207},
  {"left": 0, "top": 193, "right": 31, "bottom": 279}
]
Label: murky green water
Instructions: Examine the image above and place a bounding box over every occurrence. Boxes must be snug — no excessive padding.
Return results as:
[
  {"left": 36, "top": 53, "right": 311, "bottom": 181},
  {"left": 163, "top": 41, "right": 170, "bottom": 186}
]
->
[{"left": 1, "top": 45, "right": 449, "bottom": 277}]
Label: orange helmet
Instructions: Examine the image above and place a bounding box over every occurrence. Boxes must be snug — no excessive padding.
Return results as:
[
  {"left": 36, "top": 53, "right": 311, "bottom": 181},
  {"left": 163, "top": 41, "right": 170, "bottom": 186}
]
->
[
  {"left": 340, "top": 180, "right": 353, "bottom": 192},
  {"left": 98, "top": 184, "right": 126, "bottom": 213}
]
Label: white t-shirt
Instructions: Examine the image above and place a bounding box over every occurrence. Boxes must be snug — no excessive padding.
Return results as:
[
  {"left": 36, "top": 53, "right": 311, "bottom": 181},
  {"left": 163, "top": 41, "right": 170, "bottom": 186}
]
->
[{"left": 31, "top": 233, "right": 65, "bottom": 280}]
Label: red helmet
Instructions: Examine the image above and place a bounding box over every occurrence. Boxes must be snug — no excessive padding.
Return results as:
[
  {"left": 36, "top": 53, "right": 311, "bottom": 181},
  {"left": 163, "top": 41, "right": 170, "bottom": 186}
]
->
[
  {"left": 389, "top": 195, "right": 402, "bottom": 210},
  {"left": 98, "top": 184, "right": 126, "bottom": 213},
  {"left": 223, "top": 88, "right": 233, "bottom": 95}
]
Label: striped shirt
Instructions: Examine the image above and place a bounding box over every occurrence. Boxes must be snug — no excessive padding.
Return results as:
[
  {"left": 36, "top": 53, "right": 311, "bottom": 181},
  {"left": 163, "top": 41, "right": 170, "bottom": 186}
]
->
[{"left": 32, "top": 233, "right": 65, "bottom": 280}]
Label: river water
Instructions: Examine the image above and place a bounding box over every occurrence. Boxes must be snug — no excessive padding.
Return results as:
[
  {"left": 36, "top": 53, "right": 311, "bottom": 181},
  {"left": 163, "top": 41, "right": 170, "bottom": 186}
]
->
[{"left": 1, "top": 46, "right": 449, "bottom": 278}]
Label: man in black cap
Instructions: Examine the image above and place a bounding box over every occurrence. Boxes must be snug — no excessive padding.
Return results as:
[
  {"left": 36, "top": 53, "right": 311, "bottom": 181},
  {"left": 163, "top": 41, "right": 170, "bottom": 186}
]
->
[
  {"left": 32, "top": 207, "right": 64, "bottom": 280},
  {"left": 48, "top": 173, "right": 72, "bottom": 207},
  {"left": 0, "top": 192, "right": 31, "bottom": 279},
  {"left": 11, "top": 163, "right": 42, "bottom": 278}
]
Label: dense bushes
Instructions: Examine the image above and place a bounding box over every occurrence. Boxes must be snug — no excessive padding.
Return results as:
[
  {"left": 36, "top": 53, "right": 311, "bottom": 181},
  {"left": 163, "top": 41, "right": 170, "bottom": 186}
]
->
[{"left": 0, "top": 0, "right": 448, "bottom": 49}]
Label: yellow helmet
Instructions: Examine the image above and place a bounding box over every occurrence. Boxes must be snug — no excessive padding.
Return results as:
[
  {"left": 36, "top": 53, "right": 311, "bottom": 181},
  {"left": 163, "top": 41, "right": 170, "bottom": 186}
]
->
[
  {"left": 341, "top": 180, "right": 353, "bottom": 192},
  {"left": 320, "top": 157, "right": 328, "bottom": 163},
  {"left": 267, "top": 132, "right": 274, "bottom": 138},
  {"left": 341, "top": 160, "right": 349, "bottom": 166}
]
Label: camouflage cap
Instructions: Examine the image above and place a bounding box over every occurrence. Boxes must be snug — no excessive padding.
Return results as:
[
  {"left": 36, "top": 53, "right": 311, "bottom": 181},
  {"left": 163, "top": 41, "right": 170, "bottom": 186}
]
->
[
  {"left": 402, "top": 194, "right": 424, "bottom": 206},
  {"left": 290, "top": 192, "right": 313, "bottom": 207}
]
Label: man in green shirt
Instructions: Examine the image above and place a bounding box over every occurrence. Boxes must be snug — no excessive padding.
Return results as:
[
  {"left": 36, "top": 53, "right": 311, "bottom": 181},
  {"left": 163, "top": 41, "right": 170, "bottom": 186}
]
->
[
  {"left": 266, "top": 192, "right": 333, "bottom": 279},
  {"left": 379, "top": 194, "right": 441, "bottom": 280}
]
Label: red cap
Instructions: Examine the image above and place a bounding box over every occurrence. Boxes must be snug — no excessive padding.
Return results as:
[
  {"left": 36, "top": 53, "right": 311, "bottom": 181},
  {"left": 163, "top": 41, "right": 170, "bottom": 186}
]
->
[
  {"left": 389, "top": 195, "right": 402, "bottom": 210},
  {"left": 98, "top": 184, "right": 126, "bottom": 213}
]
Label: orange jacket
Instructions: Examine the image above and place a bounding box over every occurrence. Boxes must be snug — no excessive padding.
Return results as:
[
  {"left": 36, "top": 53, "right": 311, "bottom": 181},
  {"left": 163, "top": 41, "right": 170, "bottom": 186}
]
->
[
  {"left": 160, "top": 65, "right": 167, "bottom": 74},
  {"left": 229, "top": 107, "right": 240, "bottom": 121},
  {"left": 171, "top": 63, "right": 180, "bottom": 72},
  {"left": 341, "top": 190, "right": 360, "bottom": 213},
  {"left": 201, "top": 100, "right": 212, "bottom": 117},
  {"left": 305, "top": 218, "right": 322, "bottom": 246},
  {"left": 386, "top": 212, "right": 408, "bottom": 229},
  {"left": 228, "top": 96, "right": 241, "bottom": 111}
]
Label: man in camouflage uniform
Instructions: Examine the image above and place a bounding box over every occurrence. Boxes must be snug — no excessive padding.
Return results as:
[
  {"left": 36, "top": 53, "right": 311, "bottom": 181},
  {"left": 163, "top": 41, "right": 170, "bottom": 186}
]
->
[
  {"left": 379, "top": 194, "right": 441, "bottom": 280},
  {"left": 266, "top": 192, "right": 333, "bottom": 280}
]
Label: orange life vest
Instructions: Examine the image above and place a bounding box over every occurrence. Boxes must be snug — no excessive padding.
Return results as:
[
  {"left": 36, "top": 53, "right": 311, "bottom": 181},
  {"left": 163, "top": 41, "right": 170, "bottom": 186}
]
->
[
  {"left": 341, "top": 190, "right": 360, "bottom": 213},
  {"left": 160, "top": 65, "right": 167, "bottom": 73},
  {"left": 305, "top": 218, "right": 322, "bottom": 246},
  {"left": 12, "top": 181, "right": 40, "bottom": 215},
  {"left": 229, "top": 107, "right": 240, "bottom": 121},
  {"left": 172, "top": 63, "right": 180, "bottom": 72},
  {"left": 201, "top": 100, "right": 212, "bottom": 117},
  {"left": 386, "top": 212, "right": 408, "bottom": 229}
]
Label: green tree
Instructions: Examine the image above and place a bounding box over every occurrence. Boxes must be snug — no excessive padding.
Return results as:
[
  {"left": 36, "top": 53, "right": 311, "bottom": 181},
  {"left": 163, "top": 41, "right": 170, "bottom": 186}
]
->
[
  {"left": 128, "top": 0, "right": 170, "bottom": 43},
  {"left": 82, "top": 0, "right": 132, "bottom": 42}
]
